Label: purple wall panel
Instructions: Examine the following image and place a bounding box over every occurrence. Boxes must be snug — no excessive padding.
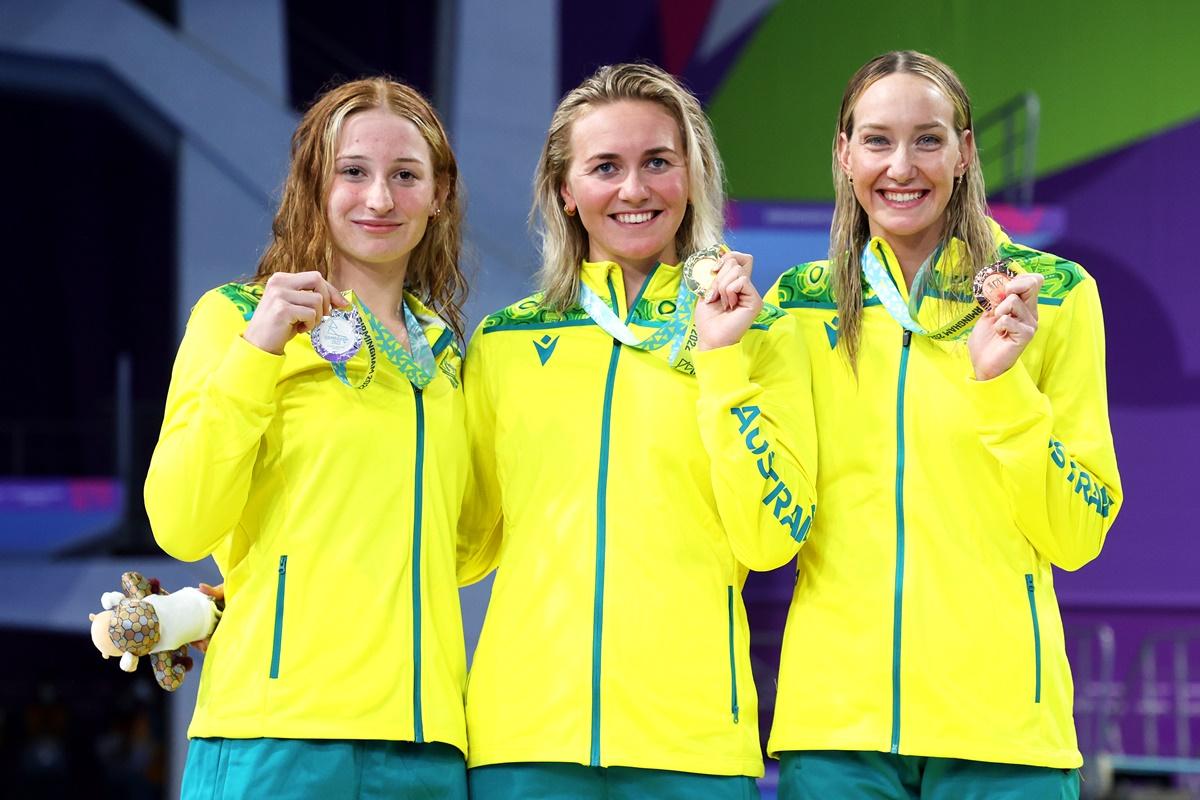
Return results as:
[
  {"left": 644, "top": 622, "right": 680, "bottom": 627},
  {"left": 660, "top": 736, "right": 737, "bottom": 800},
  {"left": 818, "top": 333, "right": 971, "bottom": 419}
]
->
[{"left": 1037, "top": 118, "right": 1200, "bottom": 609}]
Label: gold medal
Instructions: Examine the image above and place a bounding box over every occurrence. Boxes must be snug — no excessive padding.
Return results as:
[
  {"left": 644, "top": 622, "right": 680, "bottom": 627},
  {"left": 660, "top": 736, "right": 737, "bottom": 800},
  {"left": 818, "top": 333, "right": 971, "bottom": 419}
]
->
[{"left": 682, "top": 244, "right": 729, "bottom": 298}]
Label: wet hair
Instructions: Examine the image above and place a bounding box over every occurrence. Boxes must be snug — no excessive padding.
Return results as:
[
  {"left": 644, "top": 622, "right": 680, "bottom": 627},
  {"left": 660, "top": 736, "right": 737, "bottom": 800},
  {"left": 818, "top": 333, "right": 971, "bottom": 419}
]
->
[
  {"left": 254, "top": 77, "right": 467, "bottom": 338},
  {"left": 830, "top": 50, "right": 993, "bottom": 368}
]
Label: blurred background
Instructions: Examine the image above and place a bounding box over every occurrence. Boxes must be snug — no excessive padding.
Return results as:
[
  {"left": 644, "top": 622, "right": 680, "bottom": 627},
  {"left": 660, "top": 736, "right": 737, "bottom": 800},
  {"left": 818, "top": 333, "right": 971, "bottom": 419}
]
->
[{"left": 1, "top": 1, "right": 1197, "bottom": 797}]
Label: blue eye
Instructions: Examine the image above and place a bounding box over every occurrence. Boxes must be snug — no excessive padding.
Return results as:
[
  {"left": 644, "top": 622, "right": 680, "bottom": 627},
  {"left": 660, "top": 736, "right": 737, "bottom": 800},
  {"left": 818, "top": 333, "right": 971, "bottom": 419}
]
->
[
  {"left": 863, "top": 135, "right": 888, "bottom": 147},
  {"left": 917, "top": 135, "right": 942, "bottom": 147},
  {"left": 595, "top": 162, "right": 617, "bottom": 175},
  {"left": 646, "top": 157, "right": 668, "bottom": 170}
]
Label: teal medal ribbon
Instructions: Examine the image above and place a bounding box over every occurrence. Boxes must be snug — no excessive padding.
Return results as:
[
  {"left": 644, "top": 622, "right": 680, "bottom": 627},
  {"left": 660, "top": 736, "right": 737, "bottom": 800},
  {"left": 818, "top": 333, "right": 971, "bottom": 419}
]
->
[
  {"left": 578, "top": 276, "right": 697, "bottom": 373},
  {"left": 329, "top": 318, "right": 378, "bottom": 389},
  {"left": 860, "top": 241, "right": 982, "bottom": 342},
  {"left": 359, "top": 299, "right": 437, "bottom": 389},
  {"left": 326, "top": 295, "right": 437, "bottom": 390}
]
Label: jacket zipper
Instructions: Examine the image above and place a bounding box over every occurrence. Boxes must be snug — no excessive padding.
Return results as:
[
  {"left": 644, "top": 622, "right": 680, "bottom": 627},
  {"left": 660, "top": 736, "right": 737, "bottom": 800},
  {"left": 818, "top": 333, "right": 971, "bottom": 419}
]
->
[
  {"left": 590, "top": 267, "right": 658, "bottom": 767},
  {"left": 727, "top": 585, "right": 740, "bottom": 723},
  {"left": 1026, "top": 573, "right": 1042, "bottom": 703},
  {"left": 269, "top": 554, "right": 287, "bottom": 679},
  {"left": 890, "top": 328, "right": 912, "bottom": 753},
  {"left": 412, "top": 388, "right": 426, "bottom": 742}
]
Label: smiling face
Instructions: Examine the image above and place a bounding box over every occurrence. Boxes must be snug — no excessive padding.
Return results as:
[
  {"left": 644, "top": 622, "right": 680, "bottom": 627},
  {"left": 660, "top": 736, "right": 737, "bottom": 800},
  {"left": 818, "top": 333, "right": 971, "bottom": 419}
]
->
[
  {"left": 838, "top": 72, "right": 972, "bottom": 256},
  {"left": 559, "top": 99, "right": 689, "bottom": 271},
  {"left": 325, "top": 107, "right": 441, "bottom": 279}
]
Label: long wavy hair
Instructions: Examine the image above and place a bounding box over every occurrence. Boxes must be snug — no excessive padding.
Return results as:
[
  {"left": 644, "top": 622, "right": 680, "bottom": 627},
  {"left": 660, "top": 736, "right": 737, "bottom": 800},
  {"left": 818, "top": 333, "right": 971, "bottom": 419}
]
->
[
  {"left": 830, "top": 51, "right": 994, "bottom": 368},
  {"left": 254, "top": 77, "right": 467, "bottom": 338},
  {"left": 531, "top": 62, "right": 726, "bottom": 310}
]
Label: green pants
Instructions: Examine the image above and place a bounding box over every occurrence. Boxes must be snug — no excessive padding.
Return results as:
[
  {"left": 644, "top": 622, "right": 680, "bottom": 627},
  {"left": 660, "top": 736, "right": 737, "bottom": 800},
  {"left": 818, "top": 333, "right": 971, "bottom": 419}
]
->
[
  {"left": 778, "top": 750, "right": 1079, "bottom": 800},
  {"left": 181, "top": 738, "right": 466, "bottom": 800},
  {"left": 468, "top": 761, "right": 760, "bottom": 800}
]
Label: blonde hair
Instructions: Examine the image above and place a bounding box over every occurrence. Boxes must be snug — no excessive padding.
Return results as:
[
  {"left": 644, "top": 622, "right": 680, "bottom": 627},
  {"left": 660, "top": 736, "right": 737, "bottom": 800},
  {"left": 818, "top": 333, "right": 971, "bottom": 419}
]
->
[
  {"left": 254, "top": 77, "right": 468, "bottom": 339},
  {"left": 531, "top": 62, "right": 725, "bottom": 310},
  {"left": 830, "top": 51, "right": 994, "bottom": 367}
]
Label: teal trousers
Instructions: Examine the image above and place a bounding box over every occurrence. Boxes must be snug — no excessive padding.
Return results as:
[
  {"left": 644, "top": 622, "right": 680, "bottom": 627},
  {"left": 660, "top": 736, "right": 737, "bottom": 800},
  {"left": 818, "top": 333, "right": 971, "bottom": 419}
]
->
[
  {"left": 180, "top": 737, "right": 466, "bottom": 800},
  {"left": 468, "top": 761, "right": 760, "bottom": 800},
  {"left": 778, "top": 750, "right": 1079, "bottom": 800}
]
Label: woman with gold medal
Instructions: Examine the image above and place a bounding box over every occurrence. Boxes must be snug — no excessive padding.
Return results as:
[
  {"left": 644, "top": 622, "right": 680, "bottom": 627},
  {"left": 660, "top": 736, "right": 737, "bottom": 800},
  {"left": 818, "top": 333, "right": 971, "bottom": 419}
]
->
[
  {"left": 457, "top": 63, "right": 819, "bottom": 799},
  {"left": 145, "top": 78, "right": 471, "bottom": 799},
  {"left": 765, "top": 51, "right": 1123, "bottom": 799}
]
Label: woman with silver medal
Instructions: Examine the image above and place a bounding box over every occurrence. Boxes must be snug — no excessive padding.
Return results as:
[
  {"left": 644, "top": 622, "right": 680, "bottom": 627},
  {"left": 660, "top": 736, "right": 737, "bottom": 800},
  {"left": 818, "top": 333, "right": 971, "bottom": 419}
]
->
[
  {"left": 145, "top": 78, "right": 472, "bottom": 799},
  {"left": 457, "top": 63, "right": 818, "bottom": 799},
  {"left": 764, "top": 51, "right": 1123, "bottom": 799}
]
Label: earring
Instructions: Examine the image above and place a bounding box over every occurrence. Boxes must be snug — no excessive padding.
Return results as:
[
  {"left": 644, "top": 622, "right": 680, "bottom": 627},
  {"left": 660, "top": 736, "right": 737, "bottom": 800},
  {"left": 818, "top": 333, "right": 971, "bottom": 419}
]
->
[
  {"left": 846, "top": 174, "right": 853, "bottom": 185},
  {"left": 433, "top": 206, "right": 441, "bottom": 218},
  {"left": 564, "top": 204, "right": 576, "bottom": 217}
]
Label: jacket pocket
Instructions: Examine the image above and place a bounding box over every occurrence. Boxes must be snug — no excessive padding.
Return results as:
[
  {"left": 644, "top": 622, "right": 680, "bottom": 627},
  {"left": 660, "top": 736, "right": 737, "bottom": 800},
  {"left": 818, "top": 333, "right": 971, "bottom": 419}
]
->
[
  {"left": 269, "top": 555, "right": 288, "bottom": 679},
  {"left": 1025, "top": 573, "right": 1041, "bottom": 703},
  {"left": 727, "top": 585, "right": 740, "bottom": 724}
]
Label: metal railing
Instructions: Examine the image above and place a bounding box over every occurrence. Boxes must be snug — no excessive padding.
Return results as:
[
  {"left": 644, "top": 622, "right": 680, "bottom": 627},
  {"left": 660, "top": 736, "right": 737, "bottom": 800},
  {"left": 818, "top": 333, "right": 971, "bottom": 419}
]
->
[
  {"left": 1069, "top": 622, "right": 1123, "bottom": 757},
  {"left": 1122, "top": 628, "right": 1200, "bottom": 770},
  {"left": 1071, "top": 623, "right": 1200, "bottom": 798},
  {"left": 976, "top": 91, "right": 1041, "bottom": 207}
]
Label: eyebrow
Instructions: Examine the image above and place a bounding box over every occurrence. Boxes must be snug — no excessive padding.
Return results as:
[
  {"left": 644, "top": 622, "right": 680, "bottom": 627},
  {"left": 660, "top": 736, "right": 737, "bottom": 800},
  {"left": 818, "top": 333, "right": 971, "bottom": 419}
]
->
[
  {"left": 336, "top": 154, "right": 427, "bottom": 165},
  {"left": 858, "top": 122, "right": 948, "bottom": 132},
  {"left": 582, "top": 146, "right": 680, "bottom": 162}
]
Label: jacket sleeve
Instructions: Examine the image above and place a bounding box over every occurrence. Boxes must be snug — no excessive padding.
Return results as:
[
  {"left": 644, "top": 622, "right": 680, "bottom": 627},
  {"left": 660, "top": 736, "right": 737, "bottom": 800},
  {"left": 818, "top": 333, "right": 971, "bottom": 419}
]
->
[
  {"left": 144, "top": 291, "right": 283, "bottom": 563},
  {"left": 695, "top": 310, "right": 819, "bottom": 571},
  {"left": 457, "top": 324, "right": 504, "bottom": 585},
  {"left": 966, "top": 274, "right": 1122, "bottom": 570}
]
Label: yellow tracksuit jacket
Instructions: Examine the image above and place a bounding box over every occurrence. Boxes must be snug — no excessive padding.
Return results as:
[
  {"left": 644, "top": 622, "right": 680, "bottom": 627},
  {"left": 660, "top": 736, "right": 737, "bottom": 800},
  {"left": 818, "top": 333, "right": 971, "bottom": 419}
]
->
[
  {"left": 145, "top": 283, "right": 469, "bottom": 752},
  {"left": 458, "top": 259, "right": 818, "bottom": 776},
  {"left": 765, "top": 231, "right": 1122, "bottom": 768}
]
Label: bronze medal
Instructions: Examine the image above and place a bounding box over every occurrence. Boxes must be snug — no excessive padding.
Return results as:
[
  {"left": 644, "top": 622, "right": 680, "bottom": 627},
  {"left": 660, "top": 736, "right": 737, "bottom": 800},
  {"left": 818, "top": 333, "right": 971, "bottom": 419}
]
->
[{"left": 973, "top": 260, "right": 1017, "bottom": 311}]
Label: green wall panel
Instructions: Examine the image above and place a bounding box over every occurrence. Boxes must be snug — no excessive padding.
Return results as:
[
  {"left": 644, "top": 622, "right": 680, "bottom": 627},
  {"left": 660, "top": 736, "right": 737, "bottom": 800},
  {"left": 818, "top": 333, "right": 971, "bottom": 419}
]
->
[{"left": 709, "top": 0, "right": 1200, "bottom": 199}]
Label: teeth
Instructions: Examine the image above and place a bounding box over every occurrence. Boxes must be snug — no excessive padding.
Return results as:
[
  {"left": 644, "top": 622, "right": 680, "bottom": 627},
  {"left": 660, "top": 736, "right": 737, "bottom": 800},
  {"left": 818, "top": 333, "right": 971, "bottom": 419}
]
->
[
  {"left": 614, "top": 211, "right": 654, "bottom": 224},
  {"left": 884, "top": 191, "right": 922, "bottom": 202}
]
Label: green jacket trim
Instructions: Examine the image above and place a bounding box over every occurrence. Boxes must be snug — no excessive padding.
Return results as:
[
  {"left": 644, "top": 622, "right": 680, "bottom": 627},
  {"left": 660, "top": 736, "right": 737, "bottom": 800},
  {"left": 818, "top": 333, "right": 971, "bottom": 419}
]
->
[{"left": 217, "top": 282, "right": 264, "bottom": 321}]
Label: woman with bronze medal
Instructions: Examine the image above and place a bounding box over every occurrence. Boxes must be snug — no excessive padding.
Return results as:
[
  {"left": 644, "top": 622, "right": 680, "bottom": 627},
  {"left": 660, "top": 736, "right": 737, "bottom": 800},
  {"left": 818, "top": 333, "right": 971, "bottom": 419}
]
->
[
  {"left": 764, "top": 51, "right": 1123, "bottom": 799},
  {"left": 145, "top": 78, "right": 471, "bottom": 799},
  {"left": 456, "top": 63, "right": 818, "bottom": 799}
]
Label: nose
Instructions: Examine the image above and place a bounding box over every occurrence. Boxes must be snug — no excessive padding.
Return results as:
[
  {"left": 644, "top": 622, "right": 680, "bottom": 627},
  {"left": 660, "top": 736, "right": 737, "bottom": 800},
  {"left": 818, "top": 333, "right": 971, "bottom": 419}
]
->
[
  {"left": 365, "top": 176, "right": 394, "bottom": 214},
  {"left": 618, "top": 170, "right": 650, "bottom": 203},
  {"left": 886, "top": 145, "right": 917, "bottom": 183}
]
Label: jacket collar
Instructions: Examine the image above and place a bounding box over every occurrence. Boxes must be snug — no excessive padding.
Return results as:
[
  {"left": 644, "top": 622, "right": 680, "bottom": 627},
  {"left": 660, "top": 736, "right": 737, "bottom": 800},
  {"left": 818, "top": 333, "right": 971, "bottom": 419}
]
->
[
  {"left": 867, "top": 218, "right": 1011, "bottom": 303},
  {"left": 579, "top": 259, "right": 682, "bottom": 312}
]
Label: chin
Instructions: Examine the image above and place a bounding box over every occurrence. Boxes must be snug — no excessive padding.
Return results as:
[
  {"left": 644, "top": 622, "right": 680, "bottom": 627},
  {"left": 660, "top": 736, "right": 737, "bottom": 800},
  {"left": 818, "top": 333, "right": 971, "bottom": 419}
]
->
[
  {"left": 627, "top": 240, "right": 676, "bottom": 259},
  {"left": 875, "top": 215, "right": 940, "bottom": 241}
]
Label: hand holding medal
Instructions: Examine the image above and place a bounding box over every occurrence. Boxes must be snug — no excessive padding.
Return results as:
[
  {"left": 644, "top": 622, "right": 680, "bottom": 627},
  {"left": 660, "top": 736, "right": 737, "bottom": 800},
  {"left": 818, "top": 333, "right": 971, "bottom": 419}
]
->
[
  {"left": 689, "top": 246, "right": 764, "bottom": 351},
  {"left": 967, "top": 261, "right": 1045, "bottom": 381},
  {"left": 243, "top": 271, "right": 349, "bottom": 355}
]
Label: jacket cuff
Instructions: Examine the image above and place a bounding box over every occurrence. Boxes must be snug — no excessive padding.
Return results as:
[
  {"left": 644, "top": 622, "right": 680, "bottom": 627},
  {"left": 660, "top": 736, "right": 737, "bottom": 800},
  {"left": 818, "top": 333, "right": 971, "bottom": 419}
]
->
[
  {"left": 694, "top": 342, "right": 753, "bottom": 400},
  {"left": 211, "top": 335, "right": 284, "bottom": 405},
  {"left": 965, "top": 361, "right": 1048, "bottom": 435}
]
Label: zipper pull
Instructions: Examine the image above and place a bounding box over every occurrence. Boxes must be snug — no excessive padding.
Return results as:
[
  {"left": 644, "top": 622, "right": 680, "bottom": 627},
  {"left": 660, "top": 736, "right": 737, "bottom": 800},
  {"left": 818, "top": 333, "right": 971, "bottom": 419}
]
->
[
  {"left": 1026, "top": 574, "right": 1035, "bottom": 592},
  {"left": 278, "top": 555, "right": 287, "bottom": 573},
  {"left": 902, "top": 330, "right": 912, "bottom": 348}
]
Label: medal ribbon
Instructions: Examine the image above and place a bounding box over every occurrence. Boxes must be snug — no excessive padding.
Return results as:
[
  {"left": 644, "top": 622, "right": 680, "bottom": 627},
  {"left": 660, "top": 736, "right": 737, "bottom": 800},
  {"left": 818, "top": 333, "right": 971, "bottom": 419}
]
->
[
  {"left": 578, "top": 276, "right": 697, "bottom": 373},
  {"left": 860, "top": 241, "right": 982, "bottom": 341},
  {"left": 358, "top": 298, "right": 437, "bottom": 389},
  {"left": 329, "top": 314, "right": 377, "bottom": 389}
]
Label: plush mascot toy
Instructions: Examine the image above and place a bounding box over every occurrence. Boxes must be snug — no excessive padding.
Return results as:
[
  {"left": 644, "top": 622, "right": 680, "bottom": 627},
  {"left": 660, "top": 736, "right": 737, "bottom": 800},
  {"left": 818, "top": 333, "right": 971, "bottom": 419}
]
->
[{"left": 89, "top": 571, "right": 221, "bottom": 691}]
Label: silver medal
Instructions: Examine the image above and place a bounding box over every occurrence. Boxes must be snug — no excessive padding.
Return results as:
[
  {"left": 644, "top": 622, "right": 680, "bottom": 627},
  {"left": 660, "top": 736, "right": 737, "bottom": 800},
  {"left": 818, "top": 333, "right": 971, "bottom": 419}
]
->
[{"left": 311, "top": 309, "right": 363, "bottom": 363}]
